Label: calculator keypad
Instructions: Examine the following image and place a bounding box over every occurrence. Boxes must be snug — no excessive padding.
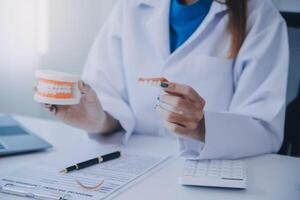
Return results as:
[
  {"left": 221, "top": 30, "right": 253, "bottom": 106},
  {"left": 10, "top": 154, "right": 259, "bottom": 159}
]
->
[{"left": 183, "top": 160, "right": 245, "bottom": 180}]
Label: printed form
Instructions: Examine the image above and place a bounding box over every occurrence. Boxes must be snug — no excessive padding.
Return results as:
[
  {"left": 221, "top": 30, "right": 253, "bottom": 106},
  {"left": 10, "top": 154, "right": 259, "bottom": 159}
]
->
[{"left": 0, "top": 153, "right": 169, "bottom": 200}]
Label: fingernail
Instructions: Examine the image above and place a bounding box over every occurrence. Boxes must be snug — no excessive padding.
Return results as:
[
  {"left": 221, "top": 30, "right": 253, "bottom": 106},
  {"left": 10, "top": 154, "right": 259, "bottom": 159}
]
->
[
  {"left": 160, "top": 82, "right": 168, "bottom": 88},
  {"left": 49, "top": 106, "right": 55, "bottom": 112},
  {"left": 157, "top": 97, "right": 160, "bottom": 100},
  {"left": 44, "top": 104, "right": 51, "bottom": 108}
]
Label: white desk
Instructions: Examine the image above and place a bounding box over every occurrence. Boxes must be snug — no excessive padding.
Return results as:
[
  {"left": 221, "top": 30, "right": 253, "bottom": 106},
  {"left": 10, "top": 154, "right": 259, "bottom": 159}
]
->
[{"left": 1, "top": 115, "right": 300, "bottom": 200}]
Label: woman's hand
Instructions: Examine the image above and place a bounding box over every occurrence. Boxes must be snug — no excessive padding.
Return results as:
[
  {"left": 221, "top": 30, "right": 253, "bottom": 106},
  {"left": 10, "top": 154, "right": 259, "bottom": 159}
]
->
[
  {"left": 43, "top": 81, "right": 120, "bottom": 134},
  {"left": 156, "top": 81, "right": 206, "bottom": 142}
]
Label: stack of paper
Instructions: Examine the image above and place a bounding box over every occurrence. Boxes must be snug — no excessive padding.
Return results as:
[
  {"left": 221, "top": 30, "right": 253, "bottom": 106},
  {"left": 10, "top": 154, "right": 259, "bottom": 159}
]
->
[{"left": 0, "top": 152, "right": 169, "bottom": 200}]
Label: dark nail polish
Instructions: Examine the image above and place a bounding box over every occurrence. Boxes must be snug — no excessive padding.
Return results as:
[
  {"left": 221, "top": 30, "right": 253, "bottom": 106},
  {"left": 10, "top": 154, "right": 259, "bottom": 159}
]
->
[
  {"left": 160, "top": 83, "right": 168, "bottom": 88},
  {"left": 49, "top": 106, "right": 54, "bottom": 112},
  {"left": 157, "top": 97, "right": 160, "bottom": 100}
]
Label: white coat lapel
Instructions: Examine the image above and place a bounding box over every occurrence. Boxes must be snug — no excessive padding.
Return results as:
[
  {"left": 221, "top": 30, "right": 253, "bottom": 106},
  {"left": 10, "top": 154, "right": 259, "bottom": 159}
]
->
[
  {"left": 137, "top": 0, "right": 227, "bottom": 62},
  {"left": 167, "top": 1, "right": 228, "bottom": 61},
  {"left": 141, "top": 0, "right": 171, "bottom": 61}
]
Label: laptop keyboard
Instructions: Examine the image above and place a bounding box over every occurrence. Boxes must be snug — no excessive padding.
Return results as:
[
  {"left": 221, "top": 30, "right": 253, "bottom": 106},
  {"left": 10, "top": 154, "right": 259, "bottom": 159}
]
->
[{"left": 0, "top": 126, "right": 28, "bottom": 136}]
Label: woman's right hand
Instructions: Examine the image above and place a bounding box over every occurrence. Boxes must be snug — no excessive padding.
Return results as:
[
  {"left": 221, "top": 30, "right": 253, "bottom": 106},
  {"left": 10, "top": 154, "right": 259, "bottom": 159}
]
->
[{"left": 43, "top": 81, "right": 119, "bottom": 134}]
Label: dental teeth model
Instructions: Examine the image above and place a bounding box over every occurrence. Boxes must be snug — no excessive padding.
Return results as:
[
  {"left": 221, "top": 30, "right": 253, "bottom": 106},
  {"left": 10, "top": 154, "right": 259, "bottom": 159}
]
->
[
  {"left": 138, "top": 77, "right": 168, "bottom": 87},
  {"left": 34, "top": 70, "right": 81, "bottom": 105}
]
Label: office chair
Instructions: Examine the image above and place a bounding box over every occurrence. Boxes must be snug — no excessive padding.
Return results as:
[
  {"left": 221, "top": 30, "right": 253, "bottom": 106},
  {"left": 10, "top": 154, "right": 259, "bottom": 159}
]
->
[
  {"left": 279, "top": 81, "right": 300, "bottom": 156},
  {"left": 278, "top": 11, "right": 300, "bottom": 157}
]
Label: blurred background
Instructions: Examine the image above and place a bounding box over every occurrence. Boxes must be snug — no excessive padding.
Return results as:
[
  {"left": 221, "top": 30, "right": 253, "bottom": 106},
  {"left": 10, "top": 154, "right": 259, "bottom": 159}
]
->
[
  {"left": 0, "top": 0, "right": 117, "bottom": 117},
  {"left": 0, "top": 0, "right": 299, "bottom": 119}
]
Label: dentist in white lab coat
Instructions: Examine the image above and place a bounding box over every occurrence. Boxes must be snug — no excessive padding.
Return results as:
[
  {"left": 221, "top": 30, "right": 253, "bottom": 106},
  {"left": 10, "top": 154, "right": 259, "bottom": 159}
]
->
[{"left": 45, "top": 0, "right": 289, "bottom": 159}]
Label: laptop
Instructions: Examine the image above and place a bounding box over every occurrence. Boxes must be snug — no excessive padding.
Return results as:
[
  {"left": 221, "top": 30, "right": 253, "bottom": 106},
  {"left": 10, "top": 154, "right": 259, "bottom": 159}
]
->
[{"left": 0, "top": 115, "right": 52, "bottom": 156}]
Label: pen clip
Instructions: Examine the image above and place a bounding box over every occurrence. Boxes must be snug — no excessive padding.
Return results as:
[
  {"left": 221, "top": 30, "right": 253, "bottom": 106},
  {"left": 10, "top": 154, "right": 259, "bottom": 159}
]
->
[{"left": 0, "top": 183, "right": 72, "bottom": 200}]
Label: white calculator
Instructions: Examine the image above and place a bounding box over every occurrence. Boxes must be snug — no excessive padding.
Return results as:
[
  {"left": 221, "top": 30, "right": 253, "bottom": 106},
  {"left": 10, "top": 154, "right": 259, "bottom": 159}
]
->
[{"left": 179, "top": 159, "right": 247, "bottom": 189}]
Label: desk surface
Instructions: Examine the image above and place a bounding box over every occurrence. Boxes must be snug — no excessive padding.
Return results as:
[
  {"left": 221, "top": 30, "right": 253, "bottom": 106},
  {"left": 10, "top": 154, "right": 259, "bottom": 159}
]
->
[{"left": 1, "top": 116, "right": 300, "bottom": 200}]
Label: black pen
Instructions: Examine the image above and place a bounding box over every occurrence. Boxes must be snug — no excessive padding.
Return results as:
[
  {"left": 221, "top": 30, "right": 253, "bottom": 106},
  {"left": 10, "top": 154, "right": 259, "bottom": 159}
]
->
[{"left": 59, "top": 151, "right": 121, "bottom": 173}]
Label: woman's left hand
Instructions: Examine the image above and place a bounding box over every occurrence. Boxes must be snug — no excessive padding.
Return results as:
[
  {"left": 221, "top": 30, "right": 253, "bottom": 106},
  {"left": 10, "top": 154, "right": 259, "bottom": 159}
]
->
[{"left": 156, "top": 81, "right": 206, "bottom": 142}]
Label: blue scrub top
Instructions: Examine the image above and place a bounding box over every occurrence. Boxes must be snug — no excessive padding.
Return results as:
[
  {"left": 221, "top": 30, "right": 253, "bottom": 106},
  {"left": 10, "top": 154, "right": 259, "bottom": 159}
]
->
[{"left": 169, "top": 0, "right": 213, "bottom": 52}]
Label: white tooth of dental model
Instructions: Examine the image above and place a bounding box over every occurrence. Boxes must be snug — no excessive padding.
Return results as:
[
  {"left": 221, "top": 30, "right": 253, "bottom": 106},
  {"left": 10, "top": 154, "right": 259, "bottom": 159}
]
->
[
  {"left": 138, "top": 77, "right": 169, "bottom": 87},
  {"left": 34, "top": 70, "right": 81, "bottom": 105}
]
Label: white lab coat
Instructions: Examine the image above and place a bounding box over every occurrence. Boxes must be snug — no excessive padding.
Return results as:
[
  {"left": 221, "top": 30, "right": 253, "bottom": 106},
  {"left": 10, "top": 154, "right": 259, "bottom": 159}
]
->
[{"left": 81, "top": 0, "right": 289, "bottom": 159}]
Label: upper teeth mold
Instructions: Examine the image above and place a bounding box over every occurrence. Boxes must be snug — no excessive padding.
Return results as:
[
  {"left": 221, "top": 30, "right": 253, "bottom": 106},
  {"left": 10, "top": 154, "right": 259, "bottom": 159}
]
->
[{"left": 138, "top": 77, "right": 168, "bottom": 87}]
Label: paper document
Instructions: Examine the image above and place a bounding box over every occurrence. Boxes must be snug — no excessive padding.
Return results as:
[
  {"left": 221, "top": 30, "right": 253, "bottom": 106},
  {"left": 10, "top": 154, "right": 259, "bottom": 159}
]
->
[{"left": 0, "top": 152, "right": 169, "bottom": 200}]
